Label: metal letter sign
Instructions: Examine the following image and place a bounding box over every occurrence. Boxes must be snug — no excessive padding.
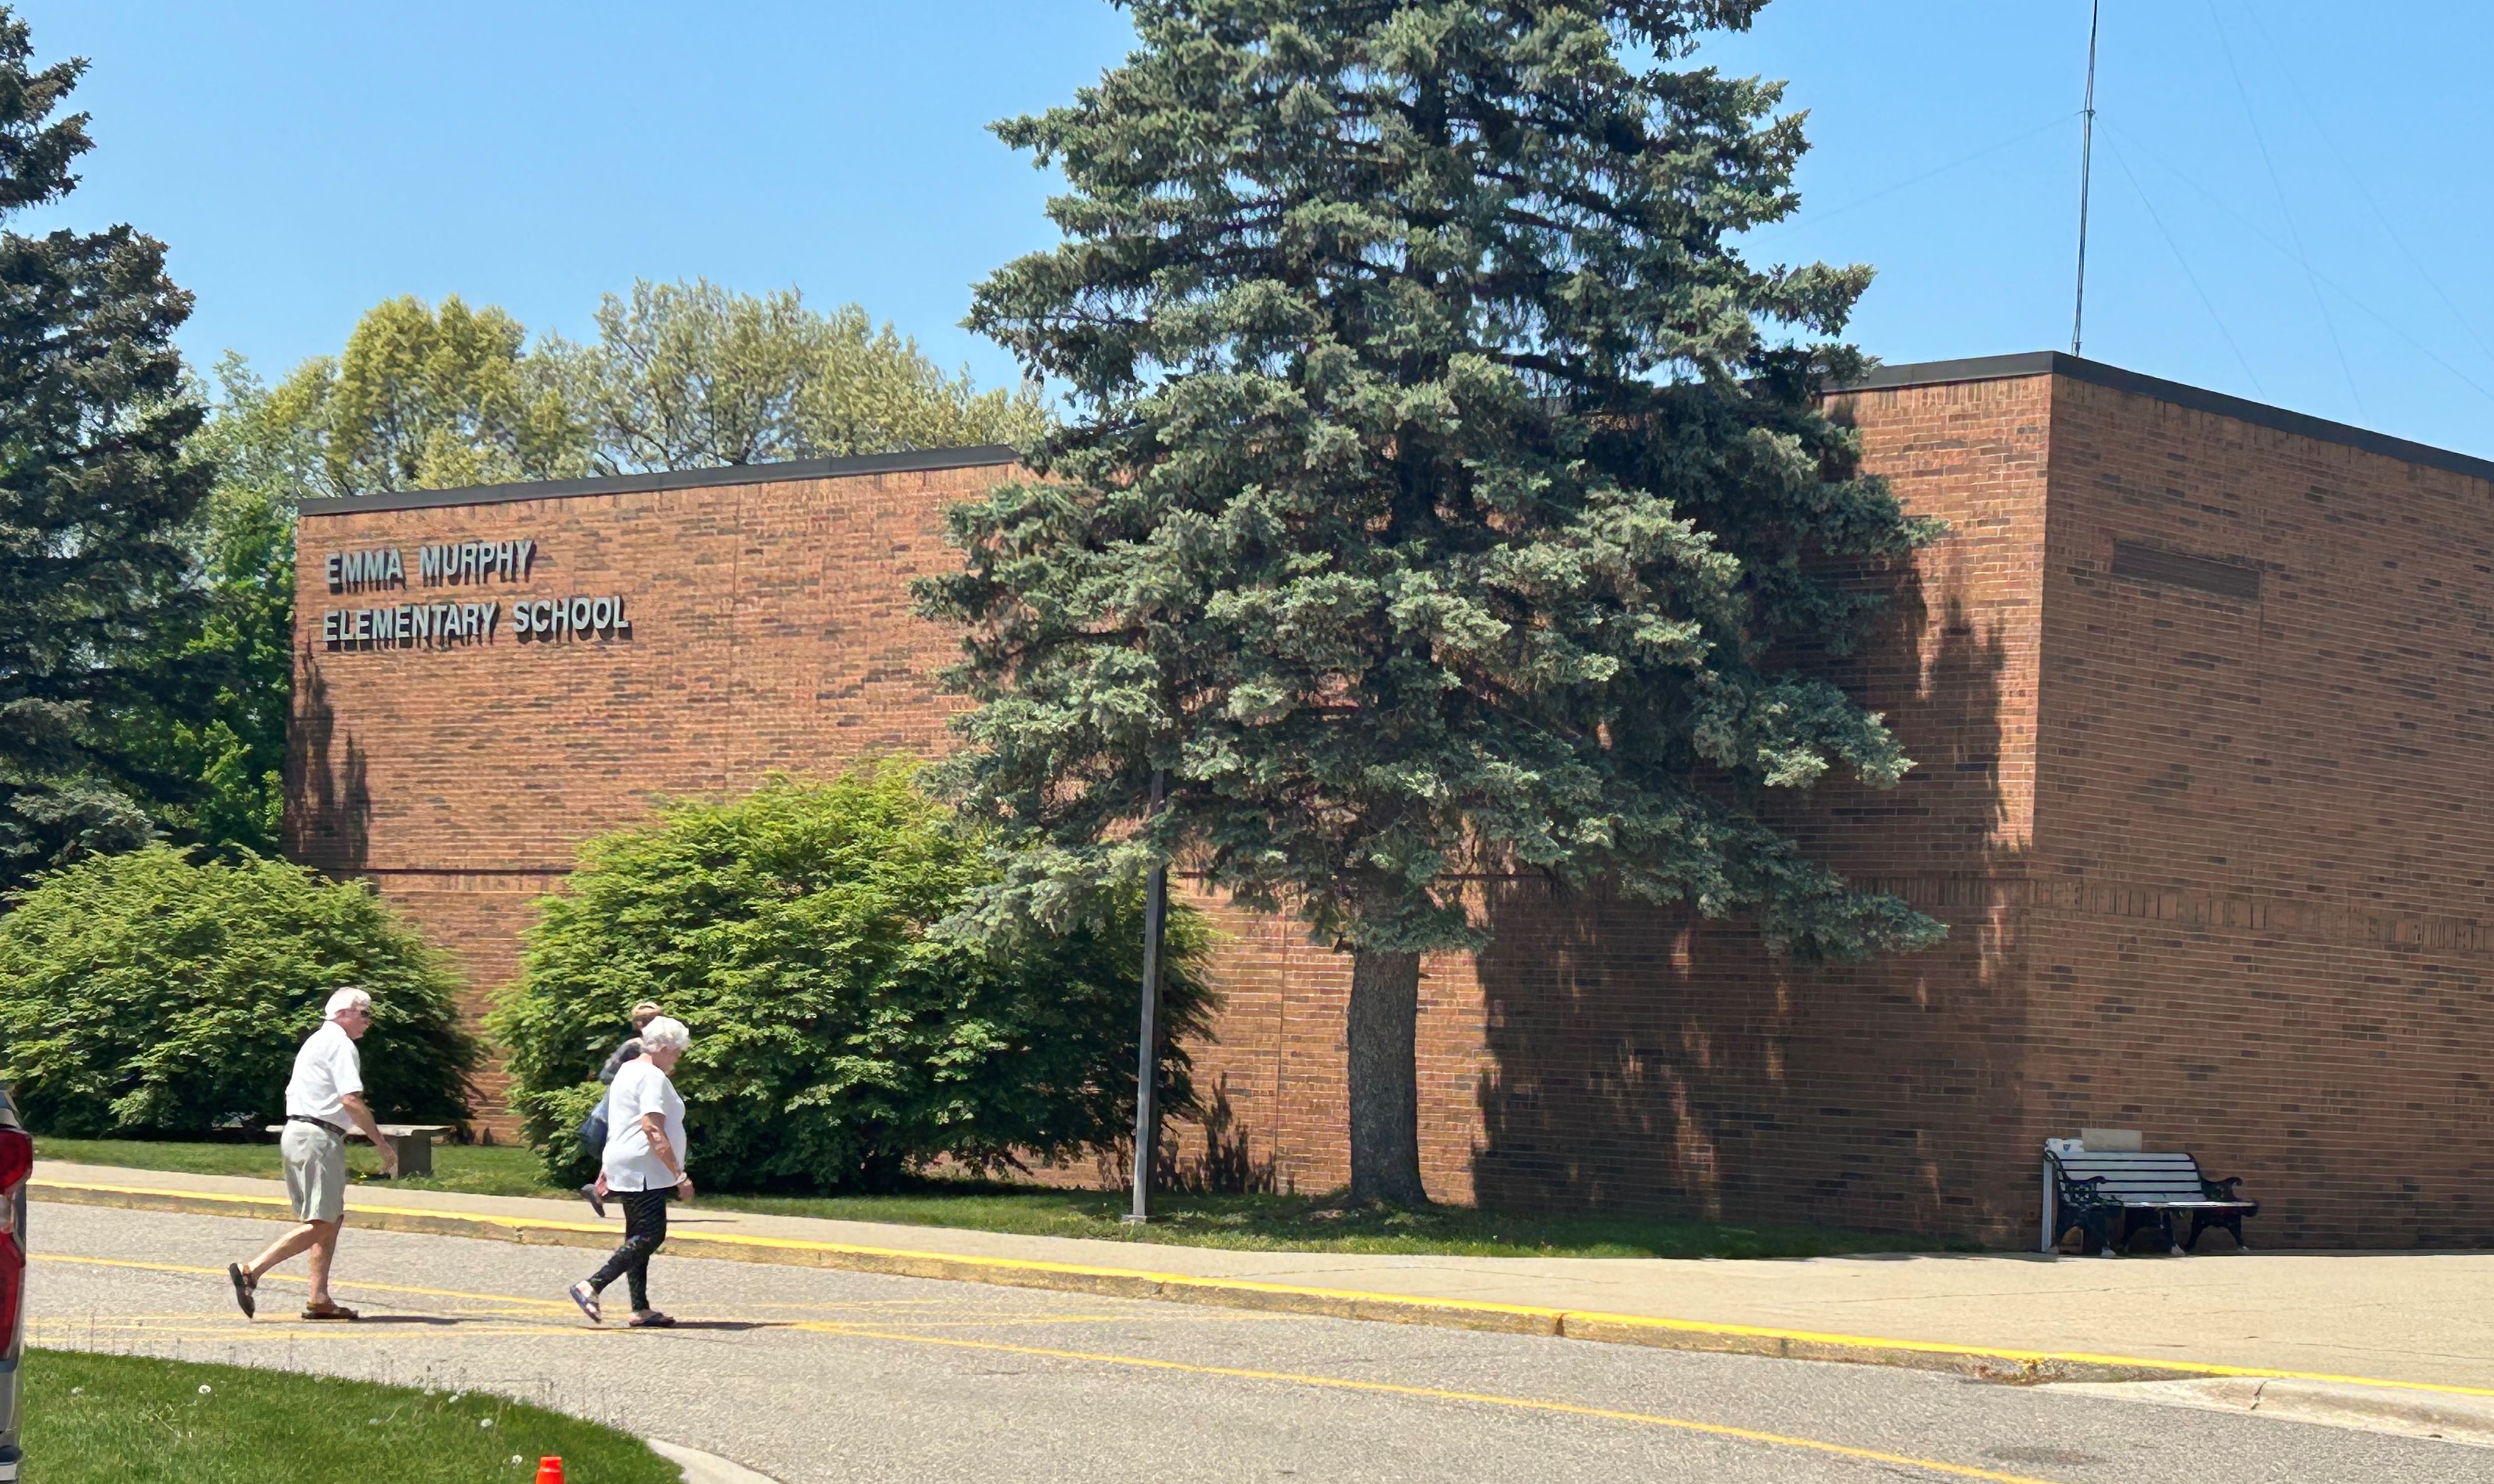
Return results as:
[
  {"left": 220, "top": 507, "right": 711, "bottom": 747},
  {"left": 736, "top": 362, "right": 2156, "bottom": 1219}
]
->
[{"left": 318, "top": 536, "right": 633, "bottom": 652}]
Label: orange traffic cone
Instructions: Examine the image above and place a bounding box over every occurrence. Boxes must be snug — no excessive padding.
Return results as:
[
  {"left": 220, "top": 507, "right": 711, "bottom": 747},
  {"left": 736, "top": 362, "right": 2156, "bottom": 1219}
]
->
[{"left": 535, "top": 1460, "right": 565, "bottom": 1484}]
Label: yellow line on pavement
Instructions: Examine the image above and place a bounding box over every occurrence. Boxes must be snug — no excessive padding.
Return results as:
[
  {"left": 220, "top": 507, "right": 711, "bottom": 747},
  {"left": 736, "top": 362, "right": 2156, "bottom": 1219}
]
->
[
  {"left": 31, "top": 1252, "right": 577, "bottom": 1313},
  {"left": 33, "top": 1251, "right": 2068, "bottom": 1484},
  {"left": 39, "top": 1175, "right": 2494, "bottom": 1401},
  {"left": 34, "top": 1319, "right": 581, "bottom": 1337},
  {"left": 31, "top": 1251, "right": 1245, "bottom": 1332},
  {"left": 785, "top": 1320, "right": 2067, "bottom": 1484},
  {"left": 29, "top": 1322, "right": 607, "bottom": 1344}
]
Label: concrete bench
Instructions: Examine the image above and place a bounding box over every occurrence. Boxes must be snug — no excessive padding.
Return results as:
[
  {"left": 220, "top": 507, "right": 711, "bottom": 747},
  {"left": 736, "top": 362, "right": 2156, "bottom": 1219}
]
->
[
  {"left": 2042, "top": 1136, "right": 2256, "bottom": 1256},
  {"left": 266, "top": 1123, "right": 458, "bottom": 1178}
]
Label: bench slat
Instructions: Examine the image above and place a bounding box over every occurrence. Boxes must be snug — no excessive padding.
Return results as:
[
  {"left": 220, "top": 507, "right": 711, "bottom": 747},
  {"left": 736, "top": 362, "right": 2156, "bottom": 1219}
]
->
[
  {"left": 2073, "top": 1178, "right": 2204, "bottom": 1187},
  {"left": 2051, "top": 1148, "right": 2233, "bottom": 1210},
  {"left": 2070, "top": 1179, "right": 2203, "bottom": 1186}
]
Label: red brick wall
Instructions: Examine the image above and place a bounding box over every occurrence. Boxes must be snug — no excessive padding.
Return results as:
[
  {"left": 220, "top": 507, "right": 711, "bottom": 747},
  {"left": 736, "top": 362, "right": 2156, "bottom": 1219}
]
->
[
  {"left": 2019, "top": 376, "right": 2494, "bottom": 1245},
  {"left": 288, "top": 393, "right": 2062, "bottom": 1231},
  {"left": 288, "top": 464, "right": 997, "bottom": 1125},
  {"left": 289, "top": 375, "right": 2494, "bottom": 1246},
  {"left": 1164, "top": 375, "right": 2058, "bottom": 1230}
]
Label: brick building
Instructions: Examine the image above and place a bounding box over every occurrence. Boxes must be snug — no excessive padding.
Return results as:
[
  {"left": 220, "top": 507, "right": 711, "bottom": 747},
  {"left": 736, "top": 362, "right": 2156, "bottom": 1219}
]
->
[{"left": 288, "top": 352, "right": 2494, "bottom": 1247}]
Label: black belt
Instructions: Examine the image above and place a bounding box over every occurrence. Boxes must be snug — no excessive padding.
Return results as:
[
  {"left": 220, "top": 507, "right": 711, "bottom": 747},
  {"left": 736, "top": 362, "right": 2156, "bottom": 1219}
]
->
[{"left": 286, "top": 1114, "right": 348, "bottom": 1137}]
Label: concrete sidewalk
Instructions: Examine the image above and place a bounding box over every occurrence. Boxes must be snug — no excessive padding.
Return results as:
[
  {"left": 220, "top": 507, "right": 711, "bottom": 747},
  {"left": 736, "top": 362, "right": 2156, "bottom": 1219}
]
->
[{"left": 32, "top": 1159, "right": 2494, "bottom": 1394}]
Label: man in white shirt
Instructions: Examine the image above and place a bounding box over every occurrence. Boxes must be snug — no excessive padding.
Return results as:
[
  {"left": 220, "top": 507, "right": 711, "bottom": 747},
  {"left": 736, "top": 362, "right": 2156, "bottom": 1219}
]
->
[{"left": 226, "top": 988, "right": 397, "bottom": 1320}]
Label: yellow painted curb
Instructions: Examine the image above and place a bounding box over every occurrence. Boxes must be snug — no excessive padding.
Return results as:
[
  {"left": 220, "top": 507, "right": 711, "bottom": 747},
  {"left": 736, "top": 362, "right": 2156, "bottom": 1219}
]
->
[{"left": 34, "top": 1176, "right": 2494, "bottom": 1399}]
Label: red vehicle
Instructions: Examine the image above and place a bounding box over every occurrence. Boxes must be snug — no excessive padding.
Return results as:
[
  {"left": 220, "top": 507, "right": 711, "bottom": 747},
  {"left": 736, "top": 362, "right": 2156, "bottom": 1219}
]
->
[{"left": 0, "top": 1094, "right": 29, "bottom": 1481}]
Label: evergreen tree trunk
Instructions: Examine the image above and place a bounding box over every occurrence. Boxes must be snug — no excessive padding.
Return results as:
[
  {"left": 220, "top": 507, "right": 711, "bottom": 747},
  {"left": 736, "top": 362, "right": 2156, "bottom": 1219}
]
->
[{"left": 1346, "top": 948, "right": 1427, "bottom": 1205}]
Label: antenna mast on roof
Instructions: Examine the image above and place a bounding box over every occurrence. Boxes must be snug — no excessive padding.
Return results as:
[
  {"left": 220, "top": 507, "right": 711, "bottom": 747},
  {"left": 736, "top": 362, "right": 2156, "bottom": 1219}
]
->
[{"left": 2070, "top": 0, "right": 2102, "bottom": 357}]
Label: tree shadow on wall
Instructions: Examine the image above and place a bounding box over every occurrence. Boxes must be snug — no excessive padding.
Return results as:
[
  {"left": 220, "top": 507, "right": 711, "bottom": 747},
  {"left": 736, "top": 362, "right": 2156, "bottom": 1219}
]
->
[
  {"left": 1471, "top": 564, "right": 2031, "bottom": 1240},
  {"left": 1177, "top": 1075, "right": 1280, "bottom": 1195},
  {"left": 1091, "top": 1076, "right": 1281, "bottom": 1197},
  {"left": 285, "top": 656, "right": 370, "bottom": 874}
]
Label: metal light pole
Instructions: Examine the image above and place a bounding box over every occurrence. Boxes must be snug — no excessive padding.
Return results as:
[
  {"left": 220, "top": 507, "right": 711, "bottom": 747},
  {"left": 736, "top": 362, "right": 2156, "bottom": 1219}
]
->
[
  {"left": 2070, "top": 0, "right": 2102, "bottom": 357},
  {"left": 1124, "top": 768, "right": 1170, "bottom": 1224}
]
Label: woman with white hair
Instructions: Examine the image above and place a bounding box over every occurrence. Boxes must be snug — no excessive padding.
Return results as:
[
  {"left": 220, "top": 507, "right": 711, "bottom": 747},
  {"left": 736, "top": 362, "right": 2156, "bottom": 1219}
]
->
[
  {"left": 578, "top": 998, "right": 668, "bottom": 1218},
  {"left": 568, "top": 1015, "right": 693, "bottom": 1327}
]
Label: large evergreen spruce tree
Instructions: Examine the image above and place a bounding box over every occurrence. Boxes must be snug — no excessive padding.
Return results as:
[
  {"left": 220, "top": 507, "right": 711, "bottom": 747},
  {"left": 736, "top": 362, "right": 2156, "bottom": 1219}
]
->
[
  {"left": 925, "top": 0, "right": 1944, "bottom": 1203},
  {"left": 0, "top": 9, "right": 211, "bottom": 884}
]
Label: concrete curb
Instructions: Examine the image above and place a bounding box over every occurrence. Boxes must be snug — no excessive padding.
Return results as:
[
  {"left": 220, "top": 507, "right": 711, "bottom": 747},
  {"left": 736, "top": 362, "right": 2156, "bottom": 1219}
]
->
[
  {"left": 647, "top": 1437, "right": 785, "bottom": 1483},
  {"left": 36, "top": 1176, "right": 2491, "bottom": 1400},
  {"left": 2049, "top": 1376, "right": 2494, "bottom": 1448}
]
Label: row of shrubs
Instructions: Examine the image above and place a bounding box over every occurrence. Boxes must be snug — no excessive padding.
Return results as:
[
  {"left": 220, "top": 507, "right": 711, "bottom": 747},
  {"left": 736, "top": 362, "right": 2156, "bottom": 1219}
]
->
[{"left": 0, "top": 766, "right": 1210, "bottom": 1192}]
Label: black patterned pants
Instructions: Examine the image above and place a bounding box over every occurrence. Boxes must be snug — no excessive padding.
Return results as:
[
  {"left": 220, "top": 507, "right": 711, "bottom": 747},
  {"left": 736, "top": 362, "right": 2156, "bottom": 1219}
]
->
[{"left": 587, "top": 1187, "right": 671, "bottom": 1311}]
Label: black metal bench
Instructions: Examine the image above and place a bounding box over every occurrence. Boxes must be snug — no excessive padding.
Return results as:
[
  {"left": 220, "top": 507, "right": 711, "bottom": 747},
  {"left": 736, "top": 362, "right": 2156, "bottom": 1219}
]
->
[{"left": 2045, "top": 1146, "right": 2256, "bottom": 1256}]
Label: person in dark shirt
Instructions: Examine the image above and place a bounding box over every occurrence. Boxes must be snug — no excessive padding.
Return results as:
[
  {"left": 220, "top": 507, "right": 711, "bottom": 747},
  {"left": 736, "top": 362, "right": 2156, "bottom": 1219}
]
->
[
  {"left": 599, "top": 1001, "right": 666, "bottom": 1085},
  {"left": 581, "top": 1001, "right": 665, "bottom": 1217}
]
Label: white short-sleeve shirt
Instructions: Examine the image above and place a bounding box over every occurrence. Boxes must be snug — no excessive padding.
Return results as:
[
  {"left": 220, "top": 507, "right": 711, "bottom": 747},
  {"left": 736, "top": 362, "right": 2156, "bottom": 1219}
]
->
[
  {"left": 285, "top": 1020, "right": 364, "bottom": 1125},
  {"left": 601, "top": 1057, "right": 688, "bottom": 1193}
]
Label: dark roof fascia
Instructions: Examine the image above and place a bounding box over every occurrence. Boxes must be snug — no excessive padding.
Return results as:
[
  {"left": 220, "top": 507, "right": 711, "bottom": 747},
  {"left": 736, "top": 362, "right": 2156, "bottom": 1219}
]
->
[
  {"left": 296, "top": 444, "right": 1023, "bottom": 518},
  {"left": 1840, "top": 351, "right": 2494, "bottom": 487}
]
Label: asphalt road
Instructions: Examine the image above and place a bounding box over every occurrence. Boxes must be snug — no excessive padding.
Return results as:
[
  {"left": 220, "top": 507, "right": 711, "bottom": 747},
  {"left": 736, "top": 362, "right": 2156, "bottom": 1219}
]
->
[{"left": 24, "top": 1202, "right": 2485, "bottom": 1484}]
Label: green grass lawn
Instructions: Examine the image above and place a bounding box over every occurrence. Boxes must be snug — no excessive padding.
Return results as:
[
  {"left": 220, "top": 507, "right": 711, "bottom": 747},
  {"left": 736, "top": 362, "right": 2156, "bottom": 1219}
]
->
[
  {"left": 38, "top": 1134, "right": 553, "bottom": 1197},
  {"left": 36, "top": 1134, "right": 1978, "bottom": 1259},
  {"left": 24, "top": 1348, "right": 679, "bottom": 1484}
]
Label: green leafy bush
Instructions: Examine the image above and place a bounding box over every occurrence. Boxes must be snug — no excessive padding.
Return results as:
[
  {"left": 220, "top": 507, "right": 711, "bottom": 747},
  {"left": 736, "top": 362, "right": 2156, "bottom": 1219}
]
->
[
  {"left": 493, "top": 767, "right": 1212, "bottom": 1191},
  {"left": 0, "top": 846, "right": 476, "bottom": 1134}
]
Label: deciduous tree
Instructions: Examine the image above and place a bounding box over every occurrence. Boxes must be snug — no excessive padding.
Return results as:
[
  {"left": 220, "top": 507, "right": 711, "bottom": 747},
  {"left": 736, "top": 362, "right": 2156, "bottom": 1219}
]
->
[
  {"left": 277, "top": 295, "right": 589, "bottom": 498},
  {"left": 0, "top": 845, "right": 474, "bottom": 1133},
  {"left": 547, "top": 278, "right": 1049, "bottom": 472},
  {"left": 114, "top": 357, "right": 308, "bottom": 857},
  {"left": 923, "top": 0, "right": 1944, "bottom": 1204},
  {"left": 493, "top": 768, "right": 1210, "bottom": 1191}
]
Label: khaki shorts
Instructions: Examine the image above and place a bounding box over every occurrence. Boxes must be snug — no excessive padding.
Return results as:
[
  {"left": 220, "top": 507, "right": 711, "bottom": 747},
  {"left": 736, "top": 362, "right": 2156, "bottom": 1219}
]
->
[{"left": 281, "top": 1120, "right": 348, "bottom": 1224}]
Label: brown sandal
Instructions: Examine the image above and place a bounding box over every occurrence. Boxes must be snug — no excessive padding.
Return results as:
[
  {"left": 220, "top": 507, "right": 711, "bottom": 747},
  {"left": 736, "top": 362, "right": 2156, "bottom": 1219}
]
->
[{"left": 300, "top": 1302, "right": 360, "bottom": 1321}]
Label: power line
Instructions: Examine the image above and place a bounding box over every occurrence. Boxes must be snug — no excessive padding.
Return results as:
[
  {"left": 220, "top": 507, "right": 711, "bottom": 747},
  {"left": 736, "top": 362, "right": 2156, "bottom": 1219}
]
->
[
  {"left": 2228, "top": 0, "right": 2494, "bottom": 376},
  {"left": 2204, "top": 0, "right": 2362, "bottom": 417},
  {"left": 1749, "top": 113, "right": 2076, "bottom": 238},
  {"left": 2104, "top": 138, "right": 2263, "bottom": 396},
  {"left": 2105, "top": 118, "right": 2494, "bottom": 410}
]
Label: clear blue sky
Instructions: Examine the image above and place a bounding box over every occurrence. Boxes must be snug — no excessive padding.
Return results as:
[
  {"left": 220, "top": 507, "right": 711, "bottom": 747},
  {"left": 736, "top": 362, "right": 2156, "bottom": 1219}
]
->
[{"left": 21, "top": 1, "right": 2494, "bottom": 458}]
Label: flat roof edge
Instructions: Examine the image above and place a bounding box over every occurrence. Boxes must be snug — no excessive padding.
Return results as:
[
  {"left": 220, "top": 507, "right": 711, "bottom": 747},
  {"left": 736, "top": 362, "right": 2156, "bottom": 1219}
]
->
[
  {"left": 295, "top": 357, "right": 2494, "bottom": 507},
  {"left": 297, "top": 444, "right": 1023, "bottom": 516},
  {"left": 1840, "top": 351, "right": 2494, "bottom": 486}
]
